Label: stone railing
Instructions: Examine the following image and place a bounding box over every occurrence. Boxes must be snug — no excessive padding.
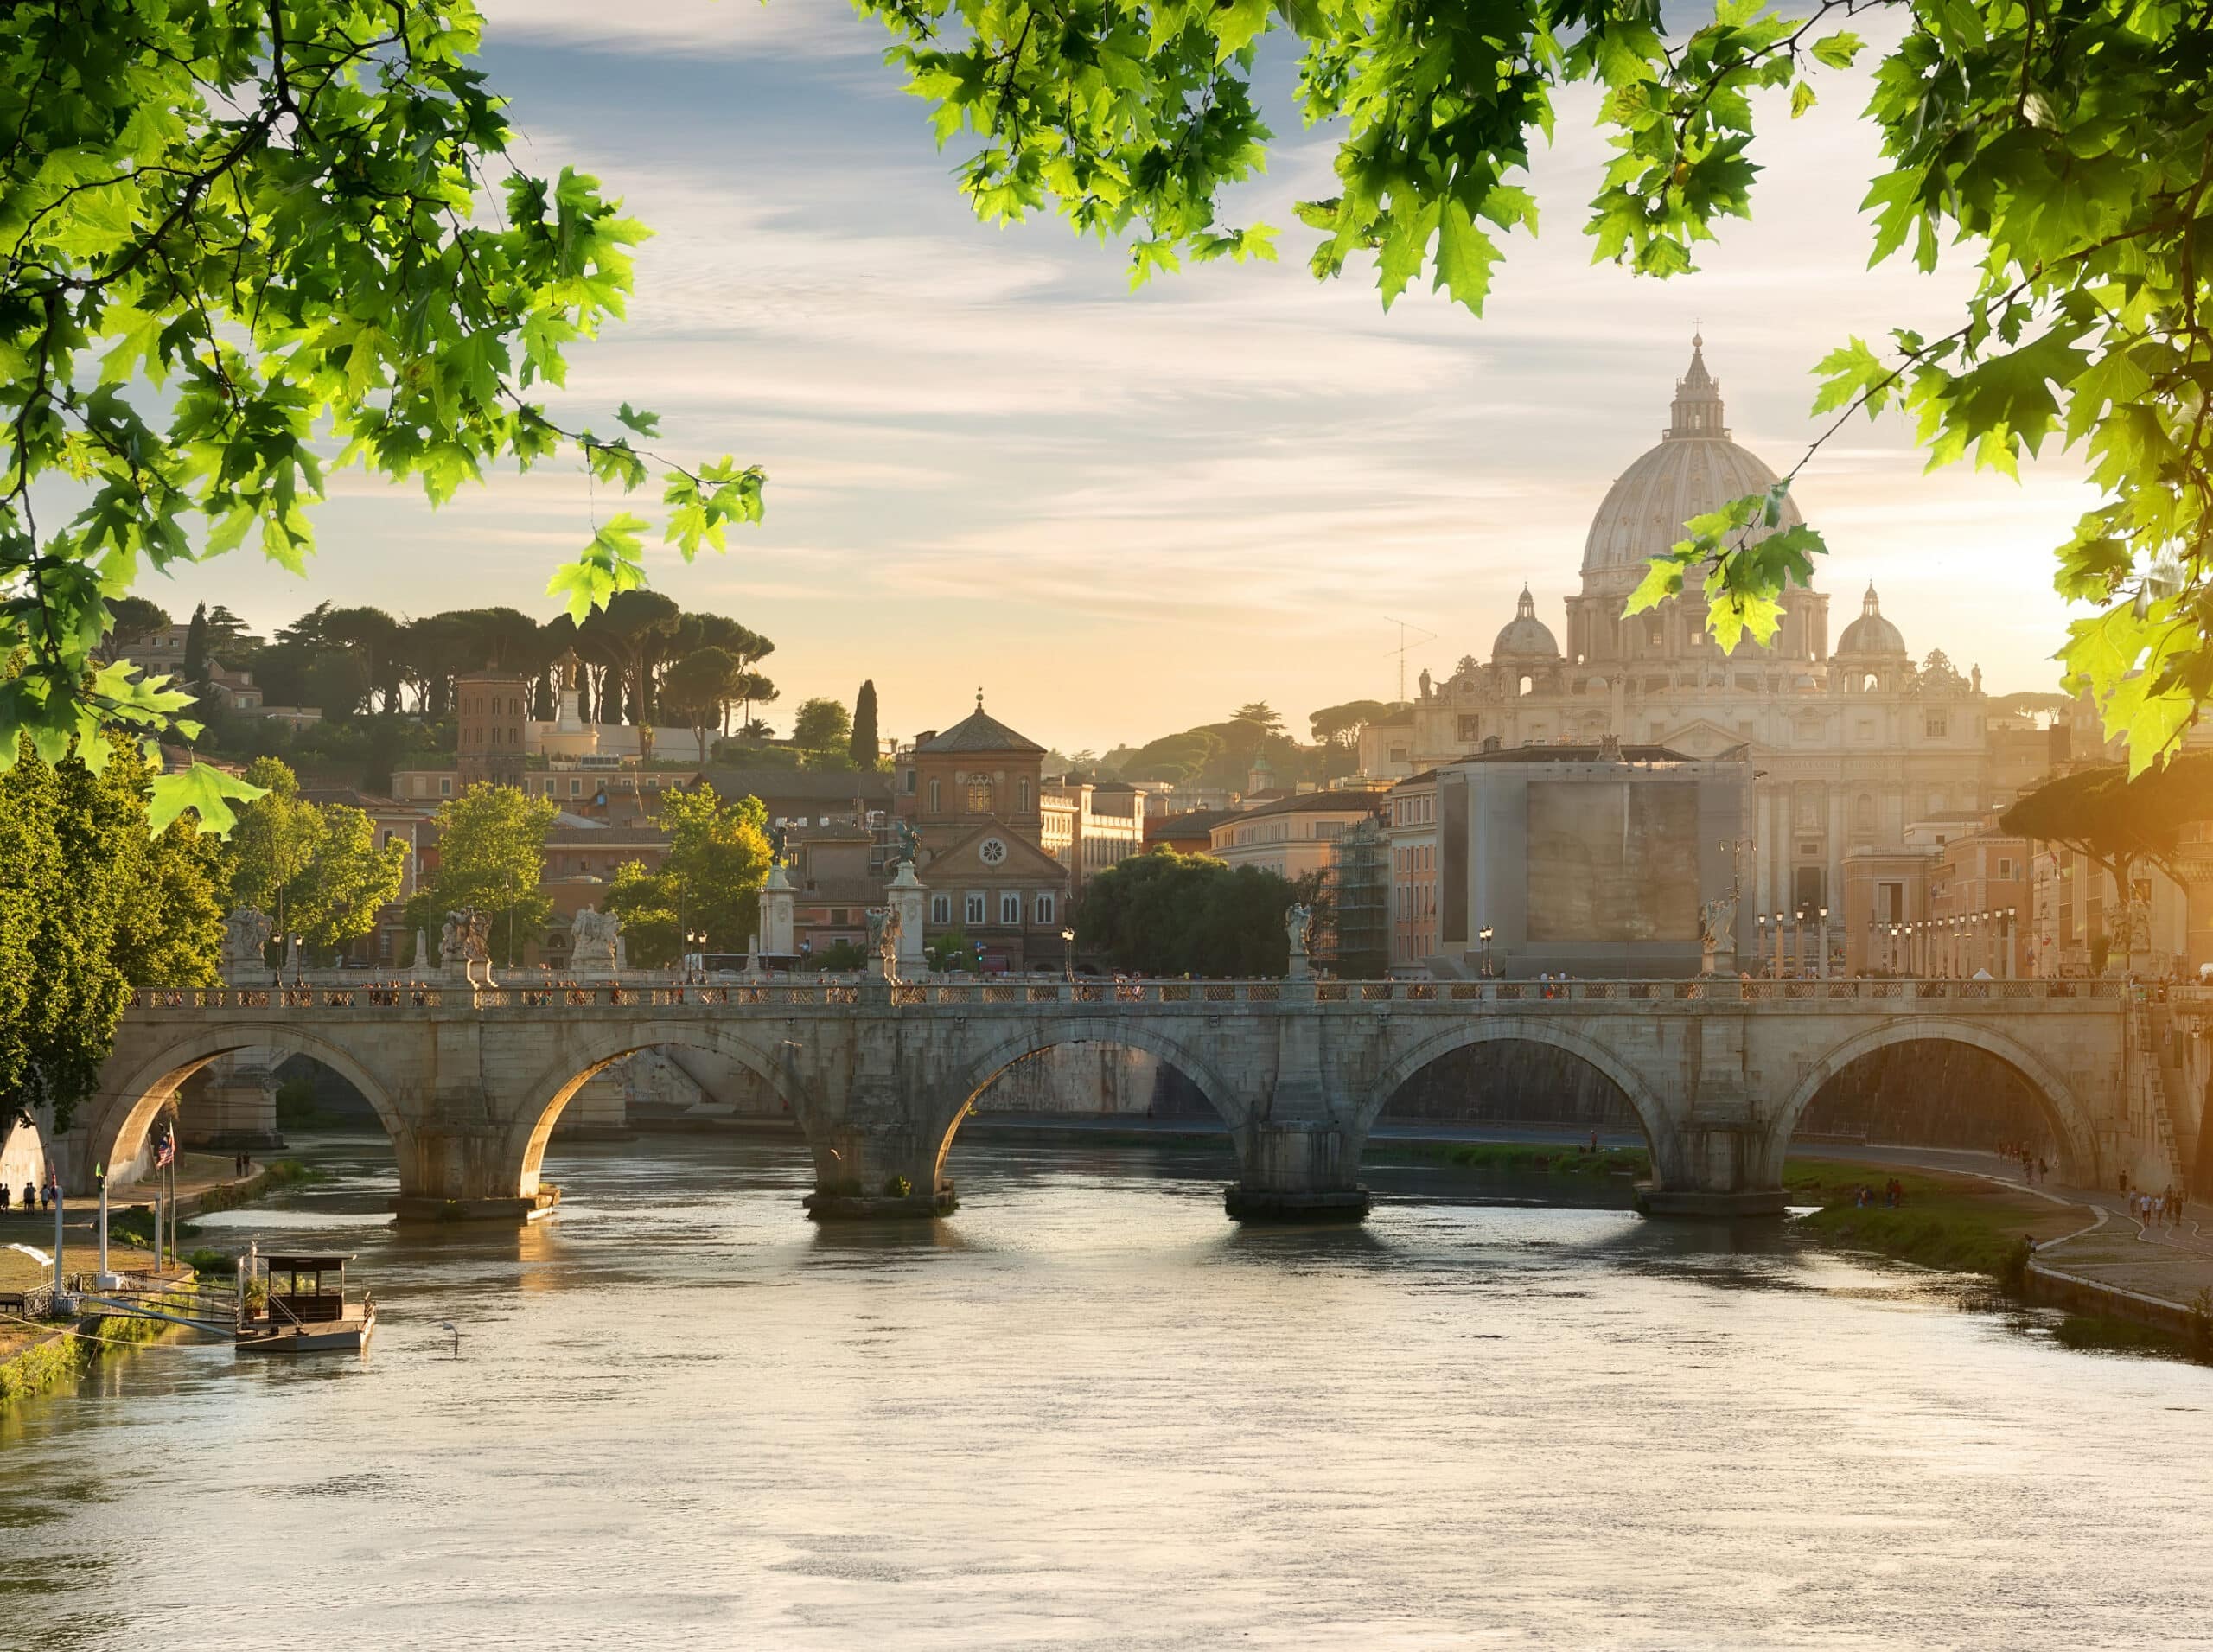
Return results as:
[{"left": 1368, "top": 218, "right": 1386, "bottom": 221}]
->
[{"left": 127, "top": 977, "right": 2126, "bottom": 1015}]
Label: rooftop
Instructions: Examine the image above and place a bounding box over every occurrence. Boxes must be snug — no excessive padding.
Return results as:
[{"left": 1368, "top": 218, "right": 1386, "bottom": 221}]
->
[
  {"left": 700, "top": 767, "right": 895, "bottom": 803},
  {"left": 1459, "top": 743, "right": 1696, "bottom": 765},
  {"left": 915, "top": 694, "right": 1045, "bottom": 756},
  {"left": 1228, "top": 791, "right": 1389, "bottom": 823}
]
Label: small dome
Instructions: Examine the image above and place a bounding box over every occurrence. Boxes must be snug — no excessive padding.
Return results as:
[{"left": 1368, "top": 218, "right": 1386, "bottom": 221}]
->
[
  {"left": 1580, "top": 336, "right": 1805, "bottom": 591},
  {"left": 1835, "top": 584, "right": 1907, "bottom": 658},
  {"left": 1493, "top": 586, "right": 1561, "bottom": 662}
]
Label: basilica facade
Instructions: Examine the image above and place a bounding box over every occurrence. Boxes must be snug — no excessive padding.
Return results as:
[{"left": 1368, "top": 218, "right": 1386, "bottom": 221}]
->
[{"left": 1360, "top": 339, "right": 2030, "bottom": 950}]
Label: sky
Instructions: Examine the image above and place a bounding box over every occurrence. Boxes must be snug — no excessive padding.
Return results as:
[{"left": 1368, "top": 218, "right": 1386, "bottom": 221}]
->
[{"left": 167, "top": 1, "right": 2095, "bottom": 754}]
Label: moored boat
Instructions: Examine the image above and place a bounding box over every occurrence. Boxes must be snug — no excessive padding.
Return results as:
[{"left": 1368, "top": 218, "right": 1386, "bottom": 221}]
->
[{"left": 236, "top": 1251, "right": 375, "bottom": 1355}]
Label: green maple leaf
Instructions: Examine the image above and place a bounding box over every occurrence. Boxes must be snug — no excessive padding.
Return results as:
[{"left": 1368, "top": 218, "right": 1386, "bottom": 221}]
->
[{"left": 149, "top": 762, "right": 269, "bottom": 837}]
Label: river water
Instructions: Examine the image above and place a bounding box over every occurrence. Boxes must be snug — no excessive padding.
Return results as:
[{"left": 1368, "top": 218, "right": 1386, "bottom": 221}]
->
[{"left": 3, "top": 1132, "right": 2210, "bottom": 1650}]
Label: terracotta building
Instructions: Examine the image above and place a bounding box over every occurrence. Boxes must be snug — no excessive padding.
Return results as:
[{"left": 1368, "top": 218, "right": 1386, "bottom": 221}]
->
[{"left": 893, "top": 697, "right": 1071, "bottom": 972}]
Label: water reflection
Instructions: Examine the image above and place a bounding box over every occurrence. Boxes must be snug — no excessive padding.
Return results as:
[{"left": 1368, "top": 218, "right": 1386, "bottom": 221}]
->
[{"left": 3, "top": 1130, "right": 2210, "bottom": 1649}]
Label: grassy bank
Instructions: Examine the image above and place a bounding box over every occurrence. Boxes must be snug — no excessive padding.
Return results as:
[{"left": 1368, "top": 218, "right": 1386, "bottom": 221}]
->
[
  {"left": 1778, "top": 1163, "right": 2076, "bottom": 1279},
  {"left": 1380, "top": 1140, "right": 1651, "bottom": 1179},
  {"left": 1782, "top": 1160, "right": 2208, "bottom": 1363},
  {"left": 0, "top": 1291, "right": 201, "bottom": 1407}
]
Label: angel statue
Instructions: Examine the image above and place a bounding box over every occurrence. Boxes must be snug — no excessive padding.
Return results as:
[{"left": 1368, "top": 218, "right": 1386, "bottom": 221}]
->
[{"left": 1284, "top": 903, "right": 1313, "bottom": 956}]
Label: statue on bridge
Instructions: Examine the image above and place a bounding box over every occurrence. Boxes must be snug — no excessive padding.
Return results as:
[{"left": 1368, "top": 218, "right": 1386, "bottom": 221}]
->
[
  {"left": 440, "top": 908, "right": 494, "bottom": 985},
  {"left": 569, "top": 904, "right": 622, "bottom": 977},
  {"left": 221, "top": 907, "right": 274, "bottom": 976},
  {"left": 866, "top": 904, "right": 903, "bottom": 981},
  {"left": 1699, "top": 891, "right": 1738, "bottom": 973},
  {"left": 894, "top": 818, "right": 922, "bottom": 867},
  {"left": 1284, "top": 903, "right": 1312, "bottom": 979}
]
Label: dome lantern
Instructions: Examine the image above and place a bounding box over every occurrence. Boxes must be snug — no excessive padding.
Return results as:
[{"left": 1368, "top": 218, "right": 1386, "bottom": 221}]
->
[
  {"left": 1834, "top": 583, "right": 1907, "bottom": 658},
  {"left": 1492, "top": 584, "right": 1562, "bottom": 663}
]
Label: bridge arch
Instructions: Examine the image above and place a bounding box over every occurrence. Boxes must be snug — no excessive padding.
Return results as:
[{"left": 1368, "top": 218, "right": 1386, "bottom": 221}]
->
[
  {"left": 1355, "top": 1017, "right": 1675, "bottom": 1166},
  {"left": 84, "top": 1022, "right": 408, "bottom": 1188},
  {"left": 931, "top": 1023, "right": 1257, "bottom": 1182},
  {"left": 1769, "top": 1017, "right": 2102, "bottom": 1185},
  {"left": 505, "top": 1019, "right": 814, "bottom": 1198}
]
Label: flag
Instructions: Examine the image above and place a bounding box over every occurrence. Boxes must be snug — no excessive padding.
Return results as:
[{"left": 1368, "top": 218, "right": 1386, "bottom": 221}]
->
[{"left": 155, "top": 1123, "right": 175, "bottom": 1169}]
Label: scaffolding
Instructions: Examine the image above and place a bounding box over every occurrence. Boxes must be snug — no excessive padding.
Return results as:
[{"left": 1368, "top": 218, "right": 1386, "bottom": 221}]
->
[{"left": 1328, "top": 818, "right": 1391, "bottom": 979}]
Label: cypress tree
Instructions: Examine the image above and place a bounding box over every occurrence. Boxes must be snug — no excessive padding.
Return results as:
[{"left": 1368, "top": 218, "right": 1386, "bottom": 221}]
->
[
  {"left": 851, "top": 679, "right": 879, "bottom": 768},
  {"left": 180, "top": 602, "right": 209, "bottom": 737}
]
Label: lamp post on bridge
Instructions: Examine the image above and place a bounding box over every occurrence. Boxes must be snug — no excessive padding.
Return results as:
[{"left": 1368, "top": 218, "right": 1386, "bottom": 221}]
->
[
  {"left": 1061, "top": 926, "right": 1075, "bottom": 983},
  {"left": 1756, "top": 913, "right": 1768, "bottom": 978}
]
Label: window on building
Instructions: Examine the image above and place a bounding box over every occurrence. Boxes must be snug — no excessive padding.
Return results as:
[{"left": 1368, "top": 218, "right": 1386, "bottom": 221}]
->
[
  {"left": 966, "top": 779, "right": 993, "bottom": 813},
  {"left": 904, "top": 769, "right": 916, "bottom": 794},
  {"left": 1925, "top": 713, "right": 1949, "bottom": 737},
  {"left": 1036, "top": 892, "right": 1055, "bottom": 925},
  {"left": 928, "top": 778, "right": 942, "bottom": 813},
  {"left": 1000, "top": 892, "right": 1021, "bottom": 924},
  {"left": 1999, "top": 858, "right": 2013, "bottom": 879},
  {"left": 931, "top": 893, "right": 952, "bottom": 925},
  {"left": 1017, "top": 777, "right": 1030, "bottom": 814},
  {"left": 439, "top": 777, "right": 452, "bottom": 796},
  {"left": 1457, "top": 715, "right": 1481, "bottom": 743},
  {"left": 965, "top": 892, "right": 985, "bottom": 925}
]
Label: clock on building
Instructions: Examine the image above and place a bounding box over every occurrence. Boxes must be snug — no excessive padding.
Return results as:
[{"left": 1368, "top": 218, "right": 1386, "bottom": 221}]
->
[{"left": 979, "top": 837, "right": 1008, "bottom": 866}]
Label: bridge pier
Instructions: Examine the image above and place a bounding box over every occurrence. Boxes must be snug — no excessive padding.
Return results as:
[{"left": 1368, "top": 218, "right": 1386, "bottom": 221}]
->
[
  {"left": 394, "top": 1124, "right": 559, "bottom": 1222},
  {"left": 800, "top": 1120, "right": 957, "bottom": 1220},
  {"left": 1633, "top": 1131, "right": 1788, "bottom": 1216},
  {"left": 1224, "top": 1121, "right": 1370, "bottom": 1221}
]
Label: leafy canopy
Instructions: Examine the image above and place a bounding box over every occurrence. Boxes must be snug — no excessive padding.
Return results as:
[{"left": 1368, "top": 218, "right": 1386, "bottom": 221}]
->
[
  {"left": 0, "top": 2, "right": 764, "bottom": 827},
  {"left": 864, "top": 0, "right": 2213, "bottom": 770},
  {"left": 1, "top": 736, "right": 222, "bottom": 1132},
  {"left": 427, "top": 781, "right": 558, "bottom": 966},
  {"left": 603, "top": 786, "right": 773, "bottom": 964}
]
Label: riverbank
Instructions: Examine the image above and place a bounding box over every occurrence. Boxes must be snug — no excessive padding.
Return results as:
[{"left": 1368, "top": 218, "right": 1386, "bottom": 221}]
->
[
  {"left": 0, "top": 1158, "right": 316, "bottom": 1406},
  {"left": 1782, "top": 1158, "right": 2213, "bottom": 1362}
]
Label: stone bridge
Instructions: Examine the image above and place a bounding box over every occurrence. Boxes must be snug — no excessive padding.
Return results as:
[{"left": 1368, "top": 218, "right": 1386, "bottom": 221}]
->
[{"left": 62, "top": 977, "right": 2169, "bottom": 1221}]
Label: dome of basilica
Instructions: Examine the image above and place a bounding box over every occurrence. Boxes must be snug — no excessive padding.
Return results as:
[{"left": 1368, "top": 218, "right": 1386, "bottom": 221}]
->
[
  {"left": 1493, "top": 585, "right": 1561, "bottom": 661},
  {"left": 1579, "top": 337, "right": 1803, "bottom": 590},
  {"left": 1834, "top": 583, "right": 1907, "bottom": 658}
]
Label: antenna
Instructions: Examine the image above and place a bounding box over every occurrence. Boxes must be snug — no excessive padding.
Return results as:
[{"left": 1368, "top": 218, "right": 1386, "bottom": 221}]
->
[{"left": 1382, "top": 617, "right": 1439, "bottom": 703}]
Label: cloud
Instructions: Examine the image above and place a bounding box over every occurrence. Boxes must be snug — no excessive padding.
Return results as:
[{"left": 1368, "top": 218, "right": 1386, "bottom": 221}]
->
[{"left": 169, "top": 22, "right": 2095, "bottom": 748}]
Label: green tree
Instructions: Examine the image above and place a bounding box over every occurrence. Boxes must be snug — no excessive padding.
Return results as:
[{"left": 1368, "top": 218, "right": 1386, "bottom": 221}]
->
[
  {"left": 737, "top": 673, "right": 779, "bottom": 734},
  {"left": 430, "top": 783, "right": 558, "bottom": 968},
  {"left": 851, "top": 679, "right": 881, "bottom": 769},
  {"left": 225, "top": 757, "right": 318, "bottom": 942},
  {"left": 181, "top": 601, "right": 211, "bottom": 730},
  {"left": 603, "top": 788, "right": 773, "bottom": 965},
  {"left": 0, "top": 737, "right": 223, "bottom": 1132},
  {"left": 923, "top": 926, "right": 978, "bottom": 973},
  {"left": 1074, "top": 849, "right": 1300, "bottom": 978},
  {"left": 97, "top": 596, "right": 172, "bottom": 662},
  {"left": 862, "top": 0, "right": 2213, "bottom": 770},
  {"left": 793, "top": 697, "right": 852, "bottom": 756},
  {"left": 0, "top": 3, "right": 763, "bottom": 828},
  {"left": 661, "top": 647, "right": 747, "bottom": 765},
  {"left": 223, "top": 756, "right": 405, "bottom": 959}
]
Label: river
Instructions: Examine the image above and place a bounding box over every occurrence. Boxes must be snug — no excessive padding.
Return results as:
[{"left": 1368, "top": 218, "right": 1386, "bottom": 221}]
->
[{"left": 3, "top": 1132, "right": 2209, "bottom": 1649}]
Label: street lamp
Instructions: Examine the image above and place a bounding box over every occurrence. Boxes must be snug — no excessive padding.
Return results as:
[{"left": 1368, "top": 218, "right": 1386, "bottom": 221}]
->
[
  {"left": 1817, "top": 905, "right": 1829, "bottom": 979},
  {"left": 1478, "top": 923, "right": 1495, "bottom": 978},
  {"left": 1061, "top": 925, "right": 1075, "bottom": 982}
]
